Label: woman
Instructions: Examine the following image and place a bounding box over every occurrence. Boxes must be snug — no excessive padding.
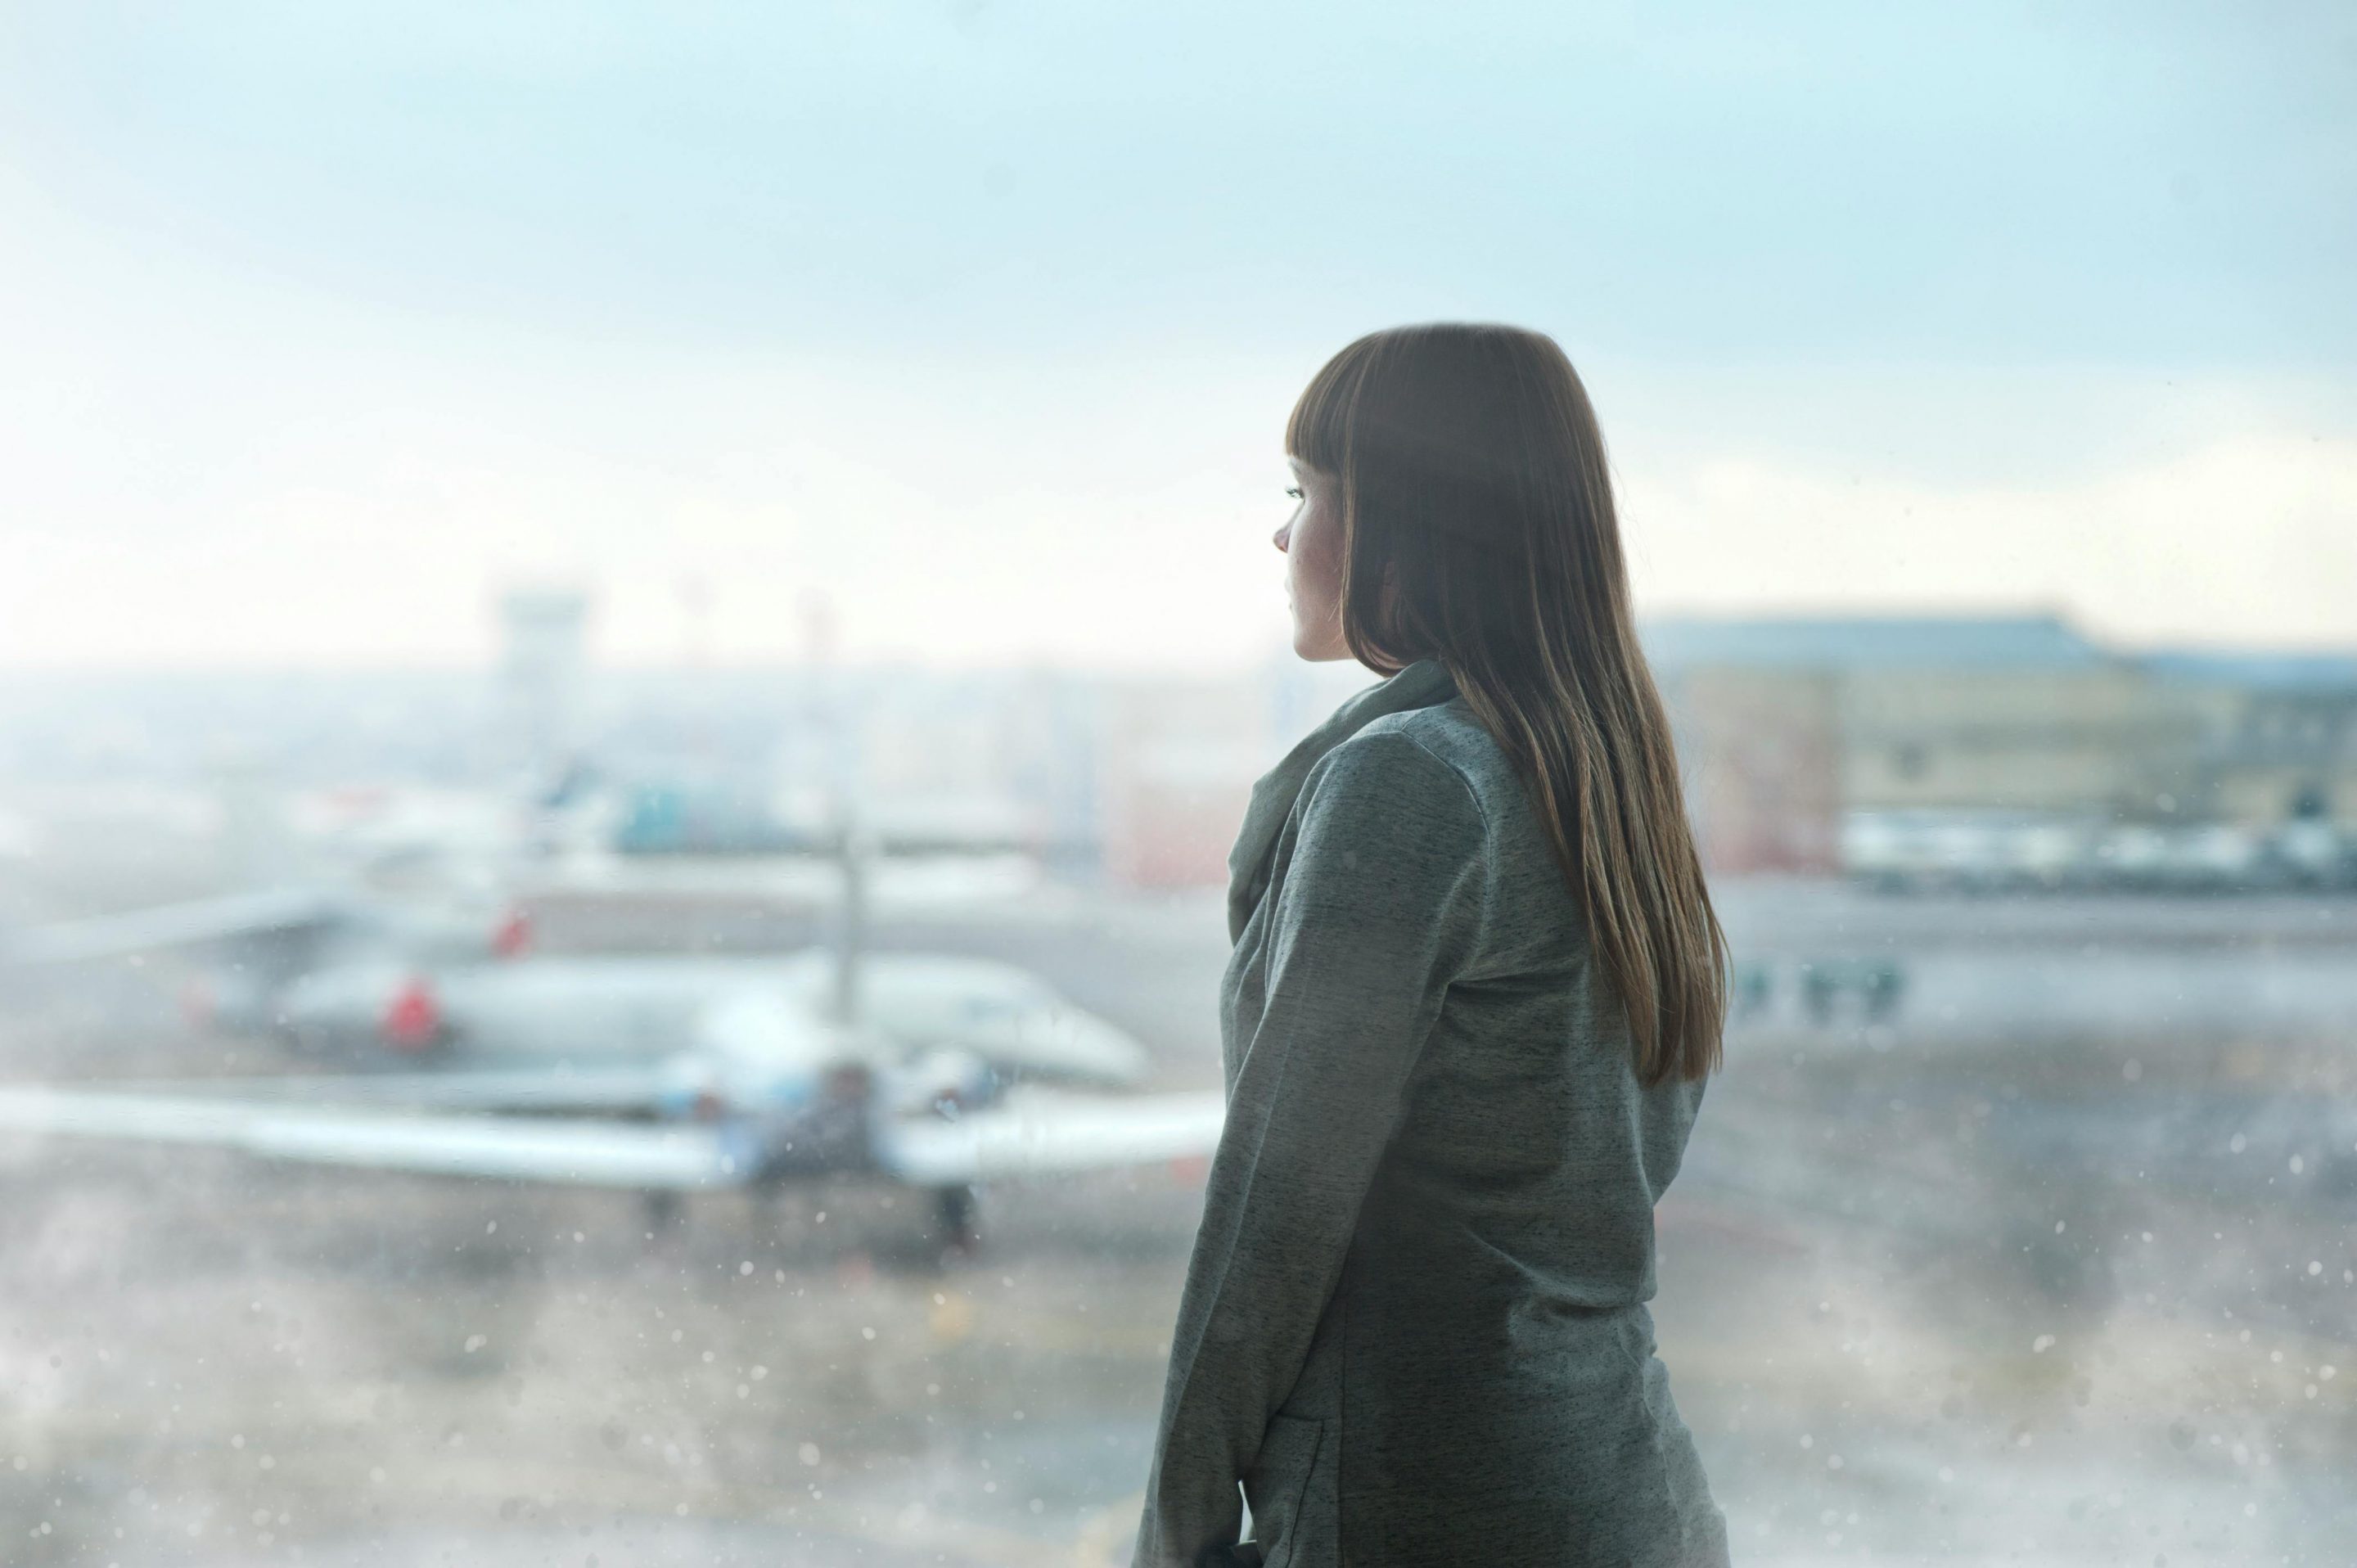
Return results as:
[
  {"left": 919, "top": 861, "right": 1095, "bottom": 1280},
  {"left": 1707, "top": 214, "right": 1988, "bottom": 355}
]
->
[{"left": 1131, "top": 324, "right": 1732, "bottom": 1568}]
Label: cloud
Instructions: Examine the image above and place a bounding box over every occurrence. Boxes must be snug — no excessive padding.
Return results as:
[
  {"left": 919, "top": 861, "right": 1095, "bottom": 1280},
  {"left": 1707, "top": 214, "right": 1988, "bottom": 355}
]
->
[{"left": 1621, "top": 430, "right": 2357, "bottom": 647}]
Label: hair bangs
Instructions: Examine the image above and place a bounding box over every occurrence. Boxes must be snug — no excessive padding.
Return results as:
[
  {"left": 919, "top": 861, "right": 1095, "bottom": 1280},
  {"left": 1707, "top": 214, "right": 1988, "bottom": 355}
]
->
[{"left": 1284, "top": 334, "right": 1380, "bottom": 475}]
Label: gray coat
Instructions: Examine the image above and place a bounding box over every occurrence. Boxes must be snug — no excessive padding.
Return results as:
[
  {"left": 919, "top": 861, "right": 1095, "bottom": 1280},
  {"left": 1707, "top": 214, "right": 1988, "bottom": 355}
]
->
[{"left": 1133, "top": 657, "right": 1729, "bottom": 1568}]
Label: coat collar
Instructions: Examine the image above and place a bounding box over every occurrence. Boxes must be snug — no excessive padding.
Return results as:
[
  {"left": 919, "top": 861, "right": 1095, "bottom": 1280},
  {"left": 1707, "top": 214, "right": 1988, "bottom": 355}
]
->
[{"left": 1225, "top": 654, "right": 1458, "bottom": 943}]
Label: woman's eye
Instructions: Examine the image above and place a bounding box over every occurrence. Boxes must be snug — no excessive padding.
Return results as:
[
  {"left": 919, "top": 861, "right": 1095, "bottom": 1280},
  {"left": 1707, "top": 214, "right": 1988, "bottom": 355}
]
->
[{"left": 1285, "top": 486, "right": 1304, "bottom": 501}]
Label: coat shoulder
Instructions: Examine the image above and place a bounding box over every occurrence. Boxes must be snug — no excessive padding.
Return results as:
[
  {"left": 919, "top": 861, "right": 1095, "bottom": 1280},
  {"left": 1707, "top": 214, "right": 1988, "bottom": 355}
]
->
[
  {"left": 1309, "top": 714, "right": 1489, "bottom": 834},
  {"left": 1350, "top": 698, "right": 1521, "bottom": 813}
]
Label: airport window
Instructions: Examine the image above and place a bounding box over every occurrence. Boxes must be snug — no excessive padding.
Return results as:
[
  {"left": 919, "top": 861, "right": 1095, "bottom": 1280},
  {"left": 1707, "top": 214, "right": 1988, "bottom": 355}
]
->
[{"left": 0, "top": 8, "right": 2350, "bottom": 1566}]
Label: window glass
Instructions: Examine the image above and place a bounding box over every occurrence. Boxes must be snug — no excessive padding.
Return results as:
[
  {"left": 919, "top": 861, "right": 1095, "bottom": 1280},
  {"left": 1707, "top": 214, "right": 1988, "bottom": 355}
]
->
[{"left": 0, "top": 6, "right": 2349, "bottom": 1564}]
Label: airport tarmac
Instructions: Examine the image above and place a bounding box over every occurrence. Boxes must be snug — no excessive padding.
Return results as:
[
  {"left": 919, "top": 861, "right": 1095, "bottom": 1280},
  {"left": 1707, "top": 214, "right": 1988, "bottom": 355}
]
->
[{"left": 0, "top": 876, "right": 2351, "bottom": 1565}]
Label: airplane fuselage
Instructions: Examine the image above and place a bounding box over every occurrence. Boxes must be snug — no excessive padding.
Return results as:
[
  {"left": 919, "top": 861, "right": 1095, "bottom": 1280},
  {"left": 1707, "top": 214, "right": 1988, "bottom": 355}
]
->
[{"left": 268, "top": 951, "right": 1150, "bottom": 1088}]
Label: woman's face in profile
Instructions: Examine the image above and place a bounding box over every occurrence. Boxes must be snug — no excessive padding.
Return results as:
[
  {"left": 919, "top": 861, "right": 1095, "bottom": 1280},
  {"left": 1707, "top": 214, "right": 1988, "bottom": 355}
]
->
[{"left": 1277, "top": 456, "right": 1350, "bottom": 661}]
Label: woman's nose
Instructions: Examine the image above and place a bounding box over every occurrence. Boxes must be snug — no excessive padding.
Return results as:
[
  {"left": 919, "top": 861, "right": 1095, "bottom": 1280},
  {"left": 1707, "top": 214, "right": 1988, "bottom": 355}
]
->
[{"left": 1272, "top": 524, "right": 1289, "bottom": 552}]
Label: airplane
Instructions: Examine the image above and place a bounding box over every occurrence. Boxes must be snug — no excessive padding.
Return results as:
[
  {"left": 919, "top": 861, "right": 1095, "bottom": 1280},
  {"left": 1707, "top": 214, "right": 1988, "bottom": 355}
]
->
[
  {"left": 0, "top": 794, "right": 1205, "bottom": 1247},
  {"left": 0, "top": 992, "right": 1224, "bottom": 1249},
  {"left": 267, "top": 949, "right": 1154, "bottom": 1086},
  {"left": 7, "top": 773, "right": 1147, "bottom": 1084},
  {"left": 8, "top": 878, "right": 1150, "bottom": 1094}
]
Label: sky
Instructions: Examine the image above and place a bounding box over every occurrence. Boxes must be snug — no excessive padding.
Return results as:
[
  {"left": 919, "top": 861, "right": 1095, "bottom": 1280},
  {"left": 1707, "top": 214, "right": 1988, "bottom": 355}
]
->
[{"left": 1, "top": 0, "right": 2352, "bottom": 672}]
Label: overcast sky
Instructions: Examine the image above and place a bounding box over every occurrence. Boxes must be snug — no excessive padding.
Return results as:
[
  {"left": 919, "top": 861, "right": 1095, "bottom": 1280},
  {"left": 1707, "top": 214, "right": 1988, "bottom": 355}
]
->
[{"left": 2, "top": 1, "right": 2351, "bottom": 671}]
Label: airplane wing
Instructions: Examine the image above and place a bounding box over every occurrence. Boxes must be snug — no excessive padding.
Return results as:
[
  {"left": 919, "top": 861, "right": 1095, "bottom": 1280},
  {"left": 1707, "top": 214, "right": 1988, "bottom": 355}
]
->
[
  {"left": 0, "top": 1079, "right": 1226, "bottom": 1194},
  {"left": 99, "top": 1069, "right": 674, "bottom": 1115},
  {"left": 0, "top": 1087, "right": 748, "bottom": 1190},
  {"left": 3, "top": 888, "right": 345, "bottom": 966},
  {"left": 875, "top": 1086, "right": 1226, "bottom": 1187}
]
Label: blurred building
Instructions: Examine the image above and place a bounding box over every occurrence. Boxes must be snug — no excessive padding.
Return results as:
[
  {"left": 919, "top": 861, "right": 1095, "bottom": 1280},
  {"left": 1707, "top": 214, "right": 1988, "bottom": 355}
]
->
[
  {"left": 1670, "top": 665, "right": 1841, "bottom": 874},
  {"left": 1649, "top": 615, "right": 2357, "bottom": 889},
  {"left": 1093, "top": 657, "right": 1381, "bottom": 890},
  {"left": 1096, "top": 673, "right": 1266, "bottom": 890},
  {"left": 16, "top": 612, "right": 2347, "bottom": 897},
  {"left": 2145, "top": 652, "right": 2357, "bottom": 826},
  {"left": 1652, "top": 615, "right": 2179, "bottom": 818}
]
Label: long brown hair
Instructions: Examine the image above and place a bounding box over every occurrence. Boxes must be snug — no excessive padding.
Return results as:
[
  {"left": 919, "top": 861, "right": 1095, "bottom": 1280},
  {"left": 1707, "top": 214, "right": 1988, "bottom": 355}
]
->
[{"left": 1287, "top": 322, "right": 1726, "bottom": 1084}]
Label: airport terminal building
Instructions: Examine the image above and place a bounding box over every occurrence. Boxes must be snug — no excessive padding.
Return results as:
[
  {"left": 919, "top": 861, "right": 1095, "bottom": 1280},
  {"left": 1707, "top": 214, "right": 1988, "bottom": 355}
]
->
[
  {"left": 1088, "top": 615, "right": 2357, "bottom": 891},
  {"left": 1647, "top": 615, "right": 2357, "bottom": 888}
]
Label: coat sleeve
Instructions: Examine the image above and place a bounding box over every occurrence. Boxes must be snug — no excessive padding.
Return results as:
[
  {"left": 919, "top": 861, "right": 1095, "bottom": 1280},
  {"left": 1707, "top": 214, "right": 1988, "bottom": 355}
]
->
[{"left": 1133, "top": 730, "right": 1494, "bottom": 1568}]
